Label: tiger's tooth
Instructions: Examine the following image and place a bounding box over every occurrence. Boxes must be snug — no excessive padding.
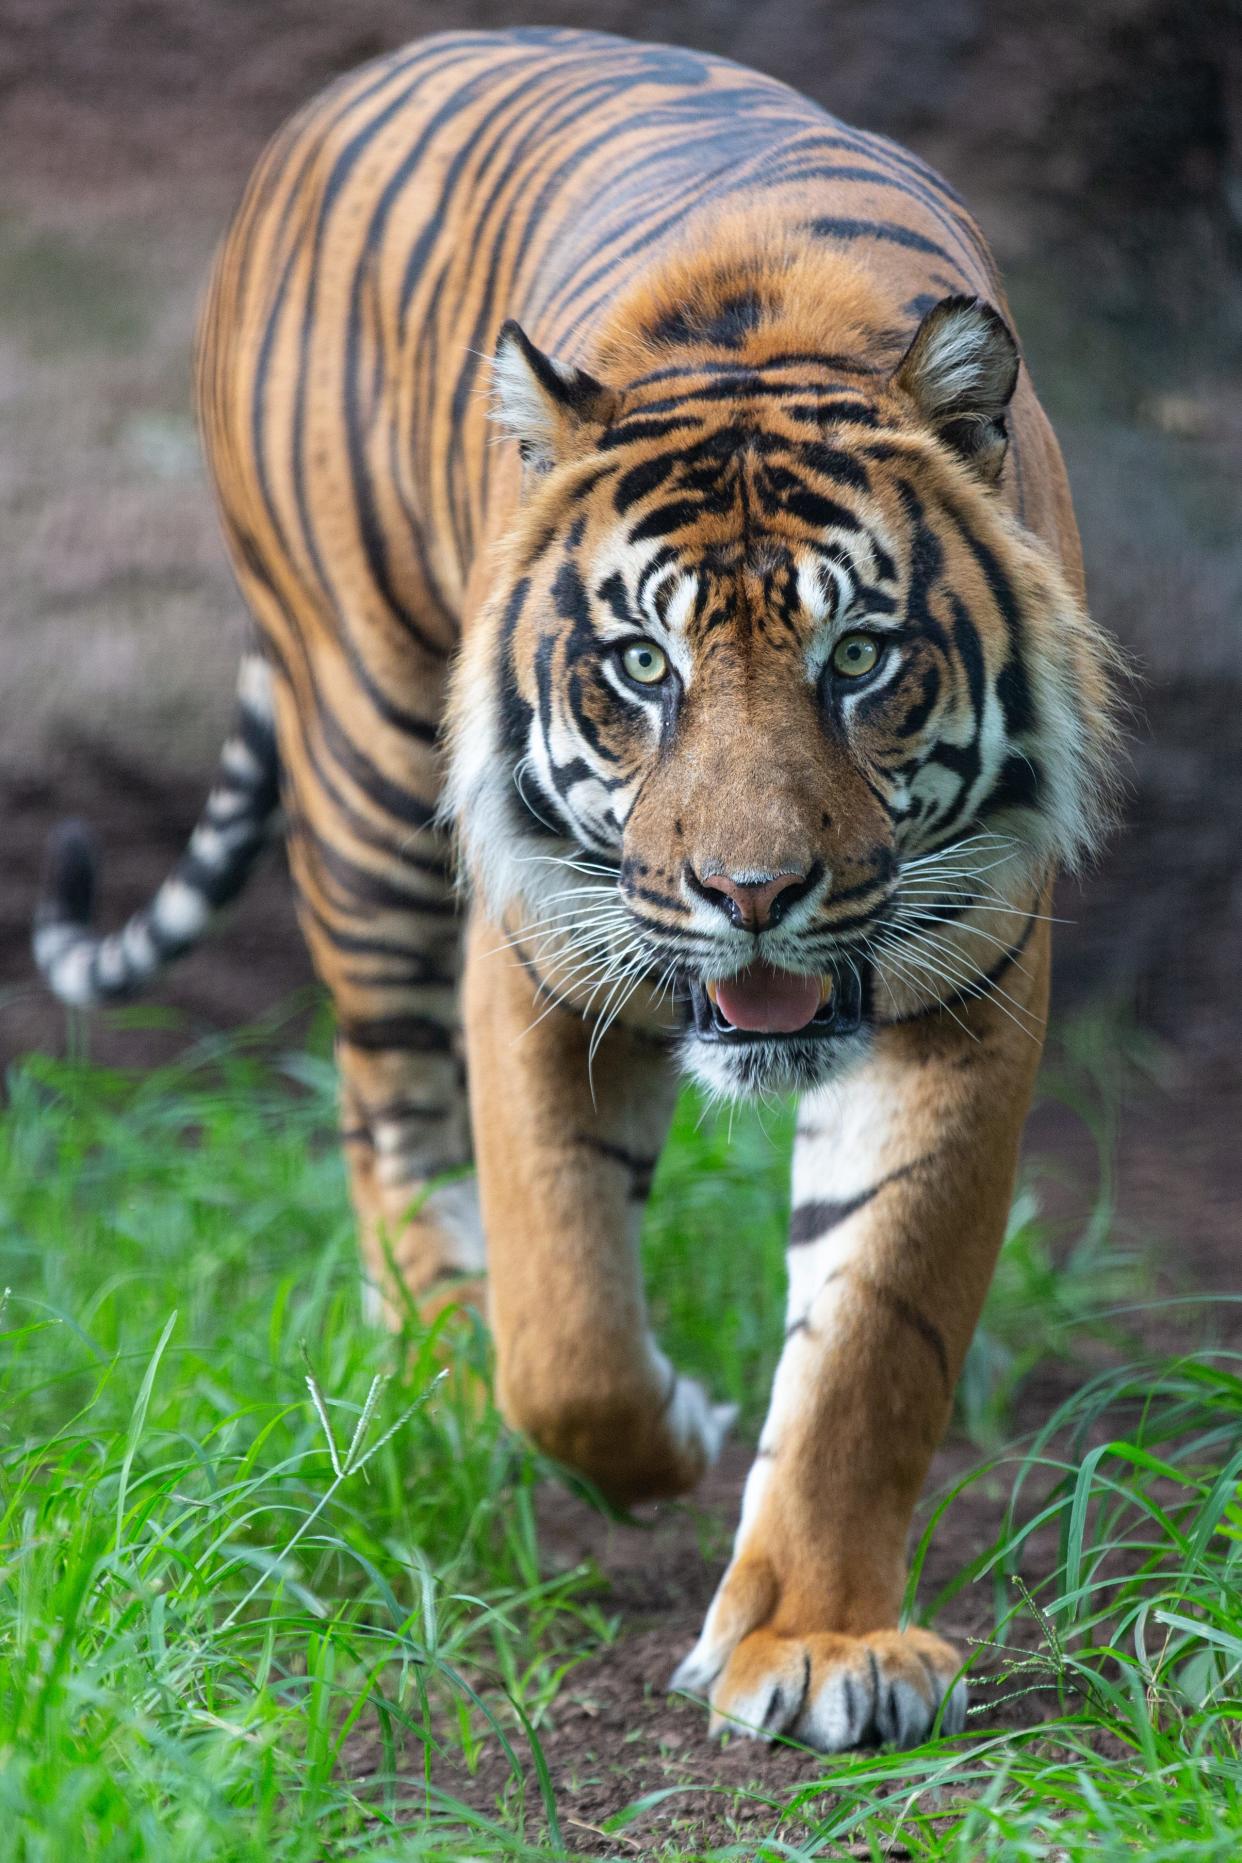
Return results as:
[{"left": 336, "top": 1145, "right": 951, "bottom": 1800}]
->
[
  {"left": 705, "top": 979, "right": 719, "bottom": 1005},
  {"left": 818, "top": 976, "right": 834, "bottom": 1006}
]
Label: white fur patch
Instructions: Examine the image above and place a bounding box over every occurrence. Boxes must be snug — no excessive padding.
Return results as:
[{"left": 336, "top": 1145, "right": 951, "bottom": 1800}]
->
[
  {"left": 735, "top": 1448, "right": 774, "bottom": 1536},
  {"left": 43, "top": 938, "right": 96, "bottom": 1007},
  {"left": 419, "top": 1176, "right": 486, "bottom": 1273},
  {"left": 236, "top": 650, "right": 274, "bottom": 718},
  {"left": 443, "top": 610, "right": 640, "bottom": 987},
  {"left": 358, "top": 1175, "right": 485, "bottom": 1328},
  {"left": 152, "top": 877, "right": 209, "bottom": 943},
  {"left": 903, "top": 300, "right": 1012, "bottom": 422},
  {"left": 188, "top": 819, "right": 249, "bottom": 868},
  {"left": 490, "top": 333, "right": 591, "bottom": 472},
  {"left": 669, "top": 1576, "right": 746, "bottom": 1695},
  {"left": 796, "top": 555, "right": 836, "bottom": 627},
  {"left": 219, "top": 736, "right": 265, "bottom": 784},
  {"left": 119, "top": 916, "right": 158, "bottom": 973},
  {"left": 667, "top": 1377, "right": 737, "bottom": 1466},
  {"left": 442, "top": 639, "right": 532, "bottom": 919},
  {"left": 785, "top": 1062, "right": 908, "bottom": 1310},
  {"left": 663, "top": 572, "right": 699, "bottom": 638},
  {"left": 491, "top": 336, "right": 558, "bottom": 452},
  {"left": 201, "top": 780, "right": 252, "bottom": 821},
  {"left": 93, "top": 939, "right": 131, "bottom": 993},
  {"left": 679, "top": 1024, "right": 869, "bottom": 1105}
]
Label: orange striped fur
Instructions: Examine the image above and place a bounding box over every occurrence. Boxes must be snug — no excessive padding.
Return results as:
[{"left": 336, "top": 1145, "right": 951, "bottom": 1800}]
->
[{"left": 35, "top": 29, "right": 1119, "bottom": 1751}]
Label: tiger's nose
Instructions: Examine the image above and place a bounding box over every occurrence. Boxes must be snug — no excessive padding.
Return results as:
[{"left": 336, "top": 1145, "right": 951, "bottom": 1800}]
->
[{"left": 691, "top": 867, "right": 814, "bottom": 932}]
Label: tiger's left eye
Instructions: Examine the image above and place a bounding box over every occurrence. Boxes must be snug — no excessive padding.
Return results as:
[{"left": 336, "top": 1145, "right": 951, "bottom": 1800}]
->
[
  {"left": 831, "top": 632, "right": 881, "bottom": 678},
  {"left": 620, "top": 640, "right": 668, "bottom": 685}
]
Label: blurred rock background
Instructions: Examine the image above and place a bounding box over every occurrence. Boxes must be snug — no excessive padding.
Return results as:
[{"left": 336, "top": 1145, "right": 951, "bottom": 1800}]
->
[{"left": 2, "top": 0, "right": 1240, "bottom": 1114}]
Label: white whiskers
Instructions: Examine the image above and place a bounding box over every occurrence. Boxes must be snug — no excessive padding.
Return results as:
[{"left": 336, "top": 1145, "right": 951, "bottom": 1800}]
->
[{"left": 864, "top": 830, "right": 1047, "bottom": 1042}]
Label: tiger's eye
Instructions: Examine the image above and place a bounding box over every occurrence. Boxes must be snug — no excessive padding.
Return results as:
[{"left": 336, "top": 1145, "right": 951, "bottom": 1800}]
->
[
  {"left": 831, "top": 633, "right": 881, "bottom": 678},
  {"left": 621, "top": 640, "right": 668, "bottom": 685}
]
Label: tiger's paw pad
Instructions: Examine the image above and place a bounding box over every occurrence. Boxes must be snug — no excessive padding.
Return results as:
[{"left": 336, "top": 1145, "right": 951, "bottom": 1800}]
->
[{"left": 672, "top": 1626, "right": 965, "bottom": 1752}]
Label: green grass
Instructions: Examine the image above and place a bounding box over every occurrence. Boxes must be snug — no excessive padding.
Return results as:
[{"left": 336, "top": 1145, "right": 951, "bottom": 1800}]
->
[{"left": 1, "top": 1010, "right": 1239, "bottom": 1859}]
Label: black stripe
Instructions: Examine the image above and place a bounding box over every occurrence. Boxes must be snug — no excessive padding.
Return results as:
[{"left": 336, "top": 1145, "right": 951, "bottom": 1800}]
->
[
  {"left": 938, "top": 493, "right": 1035, "bottom": 736},
  {"left": 338, "top": 961, "right": 455, "bottom": 990},
  {"left": 288, "top": 64, "right": 461, "bottom": 645},
  {"left": 773, "top": 129, "right": 994, "bottom": 277},
  {"left": 301, "top": 834, "right": 455, "bottom": 917},
  {"left": 573, "top": 1132, "right": 659, "bottom": 1199},
  {"left": 787, "top": 1157, "right": 929, "bottom": 1247},
  {"left": 805, "top": 214, "right": 960, "bottom": 266},
  {"left": 625, "top": 354, "right": 885, "bottom": 393},
  {"left": 985, "top": 753, "right": 1043, "bottom": 817},
  {"left": 305, "top": 908, "right": 442, "bottom": 960},
  {"left": 857, "top": 1276, "right": 951, "bottom": 1391},
  {"left": 337, "top": 1014, "right": 455, "bottom": 1054},
  {"left": 370, "top": 1097, "right": 455, "bottom": 1124},
  {"left": 628, "top": 497, "right": 705, "bottom": 541}
]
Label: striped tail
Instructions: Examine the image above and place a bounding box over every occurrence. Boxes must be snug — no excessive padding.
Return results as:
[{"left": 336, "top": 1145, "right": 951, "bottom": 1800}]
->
[{"left": 33, "top": 653, "right": 281, "bottom": 1008}]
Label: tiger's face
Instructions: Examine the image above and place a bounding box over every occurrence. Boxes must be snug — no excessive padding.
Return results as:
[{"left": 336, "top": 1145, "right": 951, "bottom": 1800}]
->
[{"left": 448, "top": 282, "right": 1117, "bottom": 1099}]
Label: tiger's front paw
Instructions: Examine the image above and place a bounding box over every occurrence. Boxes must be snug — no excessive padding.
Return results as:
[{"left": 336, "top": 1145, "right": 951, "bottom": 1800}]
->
[
  {"left": 600, "top": 1370, "right": 736, "bottom": 1503},
  {"left": 672, "top": 1618, "right": 965, "bottom": 1752},
  {"left": 503, "top": 1362, "right": 736, "bottom": 1505}
]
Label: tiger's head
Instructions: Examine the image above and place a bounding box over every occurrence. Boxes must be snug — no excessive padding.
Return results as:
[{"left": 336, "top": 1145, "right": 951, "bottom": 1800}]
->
[{"left": 447, "top": 238, "right": 1119, "bottom": 1098}]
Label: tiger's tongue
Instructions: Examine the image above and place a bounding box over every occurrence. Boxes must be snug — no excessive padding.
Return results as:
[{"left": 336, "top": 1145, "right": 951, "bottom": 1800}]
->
[{"left": 714, "top": 964, "right": 822, "bottom": 1034}]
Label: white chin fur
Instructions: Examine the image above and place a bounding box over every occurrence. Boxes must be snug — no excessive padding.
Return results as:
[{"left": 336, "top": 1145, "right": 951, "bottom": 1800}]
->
[{"left": 681, "top": 1028, "right": 871, "bottom": 1101}]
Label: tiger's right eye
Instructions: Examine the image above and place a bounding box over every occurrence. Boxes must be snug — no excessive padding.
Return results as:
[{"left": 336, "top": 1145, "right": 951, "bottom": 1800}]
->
[
  {"left": 620, "top": 640, "right": 668, "bottom": 686},
  {"left": 831, "top": 632, "right": 881, "bottom": 679}
]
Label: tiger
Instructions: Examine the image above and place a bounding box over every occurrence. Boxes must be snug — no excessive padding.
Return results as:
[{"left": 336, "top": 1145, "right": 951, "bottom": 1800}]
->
[{"left": 34, "top": 27, "right": 1119, "bottom": 1751}]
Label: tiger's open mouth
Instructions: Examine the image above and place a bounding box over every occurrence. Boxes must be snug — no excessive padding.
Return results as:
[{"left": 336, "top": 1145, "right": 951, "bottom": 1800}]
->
[{"left": 684, "top": 961, "right": 865, "bottom": 1044}]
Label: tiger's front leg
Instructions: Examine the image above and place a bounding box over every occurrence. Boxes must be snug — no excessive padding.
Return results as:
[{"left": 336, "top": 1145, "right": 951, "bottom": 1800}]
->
[
  {"left": 673, "top": 928, "right": 1048, "bottom": 1749},
  {"left": 462, "top": 912, "right": 734, "bottom": 1504}
]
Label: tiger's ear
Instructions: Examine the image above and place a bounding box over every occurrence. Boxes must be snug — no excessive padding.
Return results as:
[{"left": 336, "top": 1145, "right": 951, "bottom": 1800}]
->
[
  {"left": 492, "top": 320, "right": 620, "bottom": 474},
  {"left": 894, "top": 296, "right": 1019, "bottom": 484}
]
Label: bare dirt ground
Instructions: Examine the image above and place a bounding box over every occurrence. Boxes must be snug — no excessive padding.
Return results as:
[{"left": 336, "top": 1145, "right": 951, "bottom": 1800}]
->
[
  {"left": 1, "top": 1, "right": 1239, "bottom": 1844},
  {"left": 419, "top": 1427, "right": 1070, "bottom": 1854}
]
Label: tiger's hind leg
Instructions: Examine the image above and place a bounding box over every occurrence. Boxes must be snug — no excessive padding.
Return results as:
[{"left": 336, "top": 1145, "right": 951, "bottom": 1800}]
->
[
  {"left": 308, "top": 836, "right": 484, "bottom": 1327},
  {"left": 306, "top": 834, "right": 482, "bottom": 1327},
  {"left": 258, "top": 633, "right": 483, "bottom": 1329},
  {"left": 338, "top": 1037, "right": 483, "bottom": 1331}
]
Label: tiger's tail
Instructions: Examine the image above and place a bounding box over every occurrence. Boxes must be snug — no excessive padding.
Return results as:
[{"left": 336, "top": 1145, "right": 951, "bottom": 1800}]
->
[{"left": 33, "top": 651, "right": 281, "bottom": 1008}]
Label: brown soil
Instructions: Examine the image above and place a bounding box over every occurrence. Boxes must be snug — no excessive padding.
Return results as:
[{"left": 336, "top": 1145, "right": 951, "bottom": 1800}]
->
[
  {"left": 341, "top": 1329, "right": 1180, "bottom": 1855},
  {"left": 419, "top": 1431, "right": 1074, "bottom": 1855}
]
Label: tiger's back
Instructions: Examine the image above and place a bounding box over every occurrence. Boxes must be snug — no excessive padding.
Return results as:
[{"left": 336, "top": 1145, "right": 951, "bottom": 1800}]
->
[{"left": 198, "top": 25, "right": 1080, "bottom": 691}]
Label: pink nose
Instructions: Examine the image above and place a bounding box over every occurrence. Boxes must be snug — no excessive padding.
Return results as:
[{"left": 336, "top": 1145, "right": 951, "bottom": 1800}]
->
[{"left": 696, "top": 869, "right": 810, "bottom": 932}]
